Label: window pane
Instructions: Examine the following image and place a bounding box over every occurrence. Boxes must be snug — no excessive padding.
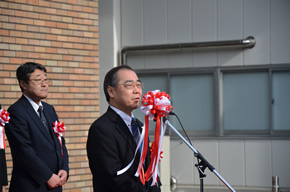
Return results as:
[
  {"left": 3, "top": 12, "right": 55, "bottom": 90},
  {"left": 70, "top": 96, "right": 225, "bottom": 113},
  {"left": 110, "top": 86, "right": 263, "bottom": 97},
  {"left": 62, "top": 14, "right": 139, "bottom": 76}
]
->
[
  {"left": 170, "top": 74, "right": 214, "bottom": 131},
  {"left": 139, "top": 74, "right": 168, "bottom": 94},
  {"left": 134, "top": 74, "right": 168, "bottom": 131},
  {"left": 272, "top": 71, "right": 290, "bottom": 130},
  {"left": 223, "top": 72, "right": 270, "bottom": 130}
]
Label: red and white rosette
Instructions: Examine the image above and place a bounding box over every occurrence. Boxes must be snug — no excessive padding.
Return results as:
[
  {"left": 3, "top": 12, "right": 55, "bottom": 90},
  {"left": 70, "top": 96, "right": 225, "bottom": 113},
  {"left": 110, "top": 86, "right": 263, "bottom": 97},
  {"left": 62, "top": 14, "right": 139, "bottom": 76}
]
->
[
  {"left": 0, "top": 108, "right": 10, "bottom": 149},
  {"left": 52, "top": 121, "right": 66, "bottom": 156},
  {"left": 0, "top": 108, "right": 10, "bottom": 127},
  {"left": 138, "top": 90, "right": 173, "bottom": 185}
]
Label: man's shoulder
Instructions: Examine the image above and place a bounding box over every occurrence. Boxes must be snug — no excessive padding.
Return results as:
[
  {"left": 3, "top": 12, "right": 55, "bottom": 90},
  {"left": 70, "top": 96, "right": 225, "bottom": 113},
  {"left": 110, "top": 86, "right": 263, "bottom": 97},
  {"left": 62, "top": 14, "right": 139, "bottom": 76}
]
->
[
  {"left": 92, "top": 110, "right": 112, "bottom": 125},
  {"left": 90, "top": 108, "right": 121, "bottom": 129},
  {"left": 8, "top": 96, "right": 26, "bottom": 111},
  {"left": 98, "top": 107, "right": 119, "bottom": 120},
  {"left": 41, "top": 100, "right": 53, "bottom": 107}
]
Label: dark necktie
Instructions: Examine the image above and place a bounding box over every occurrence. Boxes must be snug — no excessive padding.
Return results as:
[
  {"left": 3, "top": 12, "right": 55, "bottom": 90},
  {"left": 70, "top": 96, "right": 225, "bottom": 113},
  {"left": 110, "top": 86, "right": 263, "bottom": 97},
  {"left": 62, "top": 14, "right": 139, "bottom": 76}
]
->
[
  {"left": 131, "top": 117, "right": 140, "bottom": 144},
  {"left": 38, "top": 106, "right": 49, "bottom": 133}
]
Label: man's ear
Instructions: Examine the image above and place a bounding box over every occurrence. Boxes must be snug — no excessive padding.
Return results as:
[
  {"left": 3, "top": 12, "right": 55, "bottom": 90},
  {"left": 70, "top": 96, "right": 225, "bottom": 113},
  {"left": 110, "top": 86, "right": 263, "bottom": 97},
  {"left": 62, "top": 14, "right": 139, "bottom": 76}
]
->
[
  {"left": 19, "top": 80, "right": 27, "bottom": 91},
  {"left": 107, "top": 86, "right": 115, "bottom": 98}
]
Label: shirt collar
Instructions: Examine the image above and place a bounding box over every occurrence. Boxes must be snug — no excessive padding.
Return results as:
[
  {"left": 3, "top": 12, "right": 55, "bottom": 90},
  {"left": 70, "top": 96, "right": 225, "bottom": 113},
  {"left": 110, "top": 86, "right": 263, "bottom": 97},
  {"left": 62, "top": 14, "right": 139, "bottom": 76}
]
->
[
  {"left": 23, "top": 94, "right": 43, "bottom": 114},
  {"left": 110, "top": 105, "right": 135, "bottom": 128}
]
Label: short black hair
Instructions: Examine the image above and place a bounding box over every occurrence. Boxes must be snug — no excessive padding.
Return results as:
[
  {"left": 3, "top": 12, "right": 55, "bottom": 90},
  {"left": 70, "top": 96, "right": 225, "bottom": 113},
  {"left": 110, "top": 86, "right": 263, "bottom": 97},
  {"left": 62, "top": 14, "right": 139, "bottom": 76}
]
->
[
  {"left": 103, "top": 65, "right": 134, "bottom": 103},
  {"left": 16, "top": 62, "right": 47, "bottom": 92}
]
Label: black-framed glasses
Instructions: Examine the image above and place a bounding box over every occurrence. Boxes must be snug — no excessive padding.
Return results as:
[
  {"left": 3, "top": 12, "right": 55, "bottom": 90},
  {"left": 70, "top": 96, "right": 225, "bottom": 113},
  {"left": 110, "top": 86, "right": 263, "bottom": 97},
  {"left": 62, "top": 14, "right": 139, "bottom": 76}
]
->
[{"left": 29, "top": 78, "right": 50, "bottom": 85}]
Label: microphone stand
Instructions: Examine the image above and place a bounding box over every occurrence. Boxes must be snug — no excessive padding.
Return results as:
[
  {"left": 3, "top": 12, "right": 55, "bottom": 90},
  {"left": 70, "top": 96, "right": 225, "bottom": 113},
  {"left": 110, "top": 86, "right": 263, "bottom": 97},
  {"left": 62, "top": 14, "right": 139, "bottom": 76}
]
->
[{"left": 163, "top": 117, "right": 236, "bottom": 192}]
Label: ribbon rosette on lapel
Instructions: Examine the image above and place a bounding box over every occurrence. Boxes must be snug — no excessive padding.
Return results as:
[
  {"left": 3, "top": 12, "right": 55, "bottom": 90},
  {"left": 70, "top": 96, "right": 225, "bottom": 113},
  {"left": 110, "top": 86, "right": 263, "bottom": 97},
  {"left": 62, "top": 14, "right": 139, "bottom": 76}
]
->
[
  {"left": 52, "top": 121, "right": 66, "bottom": 156},
  {"left": 0, "top": 108, "right": 10, "bottom": 127},
  {"left": 0, "top": 108, "right": 10, "bottom": 149},
  {"left": 138, "top": 90, "right": 173, "bottom": 185}
]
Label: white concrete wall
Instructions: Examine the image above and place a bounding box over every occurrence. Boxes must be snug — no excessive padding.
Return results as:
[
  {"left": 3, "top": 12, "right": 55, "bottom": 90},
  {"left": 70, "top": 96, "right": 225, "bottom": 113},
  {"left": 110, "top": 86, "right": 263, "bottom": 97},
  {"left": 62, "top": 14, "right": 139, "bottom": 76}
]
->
[
  {"left": 171, "top": 139, "right": 290, "bottom": 191},
  {"left": 99, "top": 0, "right": 290, "bottom": 191},
  {"left": 99, "top": 0, "right": 121, "bottom": 115},
  {"left": 120, "top": 0, "right": 290, "bottom": 68}
]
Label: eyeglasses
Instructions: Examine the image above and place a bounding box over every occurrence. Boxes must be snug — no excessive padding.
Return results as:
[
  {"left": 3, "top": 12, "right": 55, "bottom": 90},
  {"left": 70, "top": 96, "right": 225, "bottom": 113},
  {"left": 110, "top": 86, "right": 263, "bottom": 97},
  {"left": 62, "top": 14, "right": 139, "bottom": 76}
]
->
[
  {"left": 29, "top": 78, "right": 50, "bottom": 85},
  {"left": 118, "top": 81, "right": 144, "bottom": 89}
]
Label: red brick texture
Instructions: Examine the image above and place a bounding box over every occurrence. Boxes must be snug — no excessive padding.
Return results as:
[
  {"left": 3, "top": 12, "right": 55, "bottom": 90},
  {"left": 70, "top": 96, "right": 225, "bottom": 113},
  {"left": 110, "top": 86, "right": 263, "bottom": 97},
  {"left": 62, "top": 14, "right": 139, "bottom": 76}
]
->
[{"left": 0, "top": 0, "right": 99, "bottom": 191}]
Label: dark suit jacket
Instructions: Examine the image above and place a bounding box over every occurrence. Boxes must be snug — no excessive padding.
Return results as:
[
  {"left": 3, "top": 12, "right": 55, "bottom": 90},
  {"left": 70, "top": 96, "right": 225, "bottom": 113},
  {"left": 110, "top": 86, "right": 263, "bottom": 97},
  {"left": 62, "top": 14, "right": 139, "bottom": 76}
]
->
[
  {"left": 87, "top": 107, "right": 161, "bottom": 192},
  {"left": 5, "top": 95, "right": 69, "bottom": 192}
]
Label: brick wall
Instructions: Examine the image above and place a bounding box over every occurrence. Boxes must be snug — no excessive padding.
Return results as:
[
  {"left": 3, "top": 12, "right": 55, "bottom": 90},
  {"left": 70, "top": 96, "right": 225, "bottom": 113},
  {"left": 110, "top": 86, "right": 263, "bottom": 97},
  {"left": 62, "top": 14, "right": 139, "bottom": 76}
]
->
[{"left": 0, "top": 0, "right": 99, "bottom": 191}]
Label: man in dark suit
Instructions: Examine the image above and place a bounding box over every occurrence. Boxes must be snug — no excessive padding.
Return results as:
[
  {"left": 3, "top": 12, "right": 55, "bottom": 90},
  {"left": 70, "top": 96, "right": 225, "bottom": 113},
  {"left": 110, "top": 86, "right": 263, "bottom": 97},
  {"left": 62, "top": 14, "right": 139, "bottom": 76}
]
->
[
  {"left": 87, "top": 65, "right": 161, "bottom": 192},
  {"left": 5, "top": 62, "right": 69, "bottom": 192},
  {"left": 0, "top": 104, "right": 8, "bottom": 192}
]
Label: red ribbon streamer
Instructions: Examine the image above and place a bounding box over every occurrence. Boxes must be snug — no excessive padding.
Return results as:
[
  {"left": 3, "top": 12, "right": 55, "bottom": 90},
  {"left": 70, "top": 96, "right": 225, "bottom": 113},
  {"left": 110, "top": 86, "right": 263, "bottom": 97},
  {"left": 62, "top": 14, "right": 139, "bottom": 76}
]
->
[{"left": 139, "top": 90, "right": 173, "bottom": 185}]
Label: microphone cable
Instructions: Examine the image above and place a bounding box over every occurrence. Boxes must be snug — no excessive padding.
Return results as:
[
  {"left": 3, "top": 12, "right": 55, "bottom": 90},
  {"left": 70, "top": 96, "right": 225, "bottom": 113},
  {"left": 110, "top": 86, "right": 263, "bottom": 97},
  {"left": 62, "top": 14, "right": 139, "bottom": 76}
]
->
[{"left": 168, "top": 112, "right": 192, "bottom": 146}]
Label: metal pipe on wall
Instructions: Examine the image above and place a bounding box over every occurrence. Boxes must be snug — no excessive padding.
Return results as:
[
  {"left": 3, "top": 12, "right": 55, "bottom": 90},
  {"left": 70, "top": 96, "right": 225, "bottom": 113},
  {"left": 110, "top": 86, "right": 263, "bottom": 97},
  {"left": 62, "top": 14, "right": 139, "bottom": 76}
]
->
[{"left": 120, "top": 36, "right": 255, "bottom": 65}]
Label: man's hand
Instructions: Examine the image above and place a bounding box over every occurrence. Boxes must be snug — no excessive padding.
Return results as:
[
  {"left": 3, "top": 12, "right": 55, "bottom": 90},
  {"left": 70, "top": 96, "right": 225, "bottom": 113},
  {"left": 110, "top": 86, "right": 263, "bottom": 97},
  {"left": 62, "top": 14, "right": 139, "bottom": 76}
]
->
[
  {"left": 47, "top": 173, "right": 61, "bottom": 189},
  {"left": 58, "top": 170, "right": 68, "bottom": 186}
]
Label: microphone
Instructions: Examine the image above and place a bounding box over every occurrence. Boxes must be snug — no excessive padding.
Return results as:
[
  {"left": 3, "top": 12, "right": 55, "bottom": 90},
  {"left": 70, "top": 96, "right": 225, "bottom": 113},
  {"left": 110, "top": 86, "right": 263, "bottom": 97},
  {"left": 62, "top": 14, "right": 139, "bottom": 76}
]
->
[
  {"left": 154, "top": 111, "right": 175, "bottom": 122},
  {"left": 162, "top": 111, "right": 175, "bottom": 123}
]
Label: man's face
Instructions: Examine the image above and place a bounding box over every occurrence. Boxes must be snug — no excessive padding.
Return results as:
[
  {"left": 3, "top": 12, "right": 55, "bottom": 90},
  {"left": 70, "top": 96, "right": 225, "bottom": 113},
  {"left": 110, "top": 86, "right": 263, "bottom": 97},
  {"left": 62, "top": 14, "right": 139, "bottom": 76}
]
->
[
  {"left": 108, "top": 69, "right": 143, "bottom": 116},
  {"left": 21, "top": 69, "right": 49, "bottom": 104}
]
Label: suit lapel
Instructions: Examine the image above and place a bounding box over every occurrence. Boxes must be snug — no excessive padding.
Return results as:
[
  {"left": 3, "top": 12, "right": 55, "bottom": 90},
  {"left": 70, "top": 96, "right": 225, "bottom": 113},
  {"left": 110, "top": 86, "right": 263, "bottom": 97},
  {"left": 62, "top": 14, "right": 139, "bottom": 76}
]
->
[
  {"left": 42, "top": 106, "right": 61, "bottom": 148},
  {"left": 107, "top": 107, "right": 137, "bottom": 152},
  {"left": 42, "top": 105, "right": 55, "bottom": 136},
  {"left": 21, "top": 97, "right": 54, "bottom": 144},
  {"left": 41, "top": 102, "right": 63, "bottom": 161}
]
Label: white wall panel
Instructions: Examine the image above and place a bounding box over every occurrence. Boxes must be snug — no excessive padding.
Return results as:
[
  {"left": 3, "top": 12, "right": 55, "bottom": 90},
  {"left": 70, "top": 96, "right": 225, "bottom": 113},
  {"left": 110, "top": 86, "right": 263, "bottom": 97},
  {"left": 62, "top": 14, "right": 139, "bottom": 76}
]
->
[
  {"left": 170, "top": 139, "right": 290, "bottom": 189},
  {"left": 217, "top": 0, "right": 243, "bottom": 67},
  {"left": 99, "top": 0, "right": 119, "bottom": 114},
  {"left": 272, "top": 140, "right": 290, "bottom": 188},
  {"left": 168, "top": 51, "right": 193, "bottom": 68},
  {"left": 120, "top": 0, "right": 290, "bottom": 69},
  {"left": 192, "top": 0, "right": 218, "bottom": 67},
  {"left": 121, "top": 0, "right": 145, "bottom": 69},
  {"left": 219, "top": 140, "right": 245, "bottom": 186},
  {"left": 144, "top": 0, "right": 167, "bottom": 45},
  {"left": 192, "top": 0, "right": 217, "bottom": 42},
  {"left": 244, "top": 0, "right": 270, "bottom": 65},
  {"left": 192, "top": 50, "right": 218, "bottom": 68},
  {"left": 168, "top": 0, "right": 192, "bottom": 68},
  {"left": 121, "top": 0, "right": 144, "bottom": 46},
  {"left": 168, "top": 0, "right": 192, "bottom": 44},
  {"left": 217, "top": 52, "right": 243, "bottom": 67},
  {"left": 170, "top": 140, "right": 195, "bottom": 184},
  {"left": 270, "top": 0, "right": 290, "bottom": 64},
  {"left": 127, "top": 54, "right": 145, "bottom": 69},
  {"left": 144, "top": 0, "right": 168, "bottom": 69},
  {"left": 217, "top": 0, "right": 243, "bottom": 40},
  {"left": 144, "top": 52, "right": 168, "bottom": 69},
  {"left": 245, "top": 140, "right": 272, "bottom": 187}
]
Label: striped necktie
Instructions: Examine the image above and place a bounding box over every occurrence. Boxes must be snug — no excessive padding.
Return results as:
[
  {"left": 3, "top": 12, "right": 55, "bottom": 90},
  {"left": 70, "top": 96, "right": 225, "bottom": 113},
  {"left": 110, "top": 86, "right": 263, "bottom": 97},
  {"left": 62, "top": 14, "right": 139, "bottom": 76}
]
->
[
  {"left": 131, "top": 117, "right": 140, "bottom": 144},
  {"left": 38, "top": 106, "right": 49, "bottom": 133}
]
